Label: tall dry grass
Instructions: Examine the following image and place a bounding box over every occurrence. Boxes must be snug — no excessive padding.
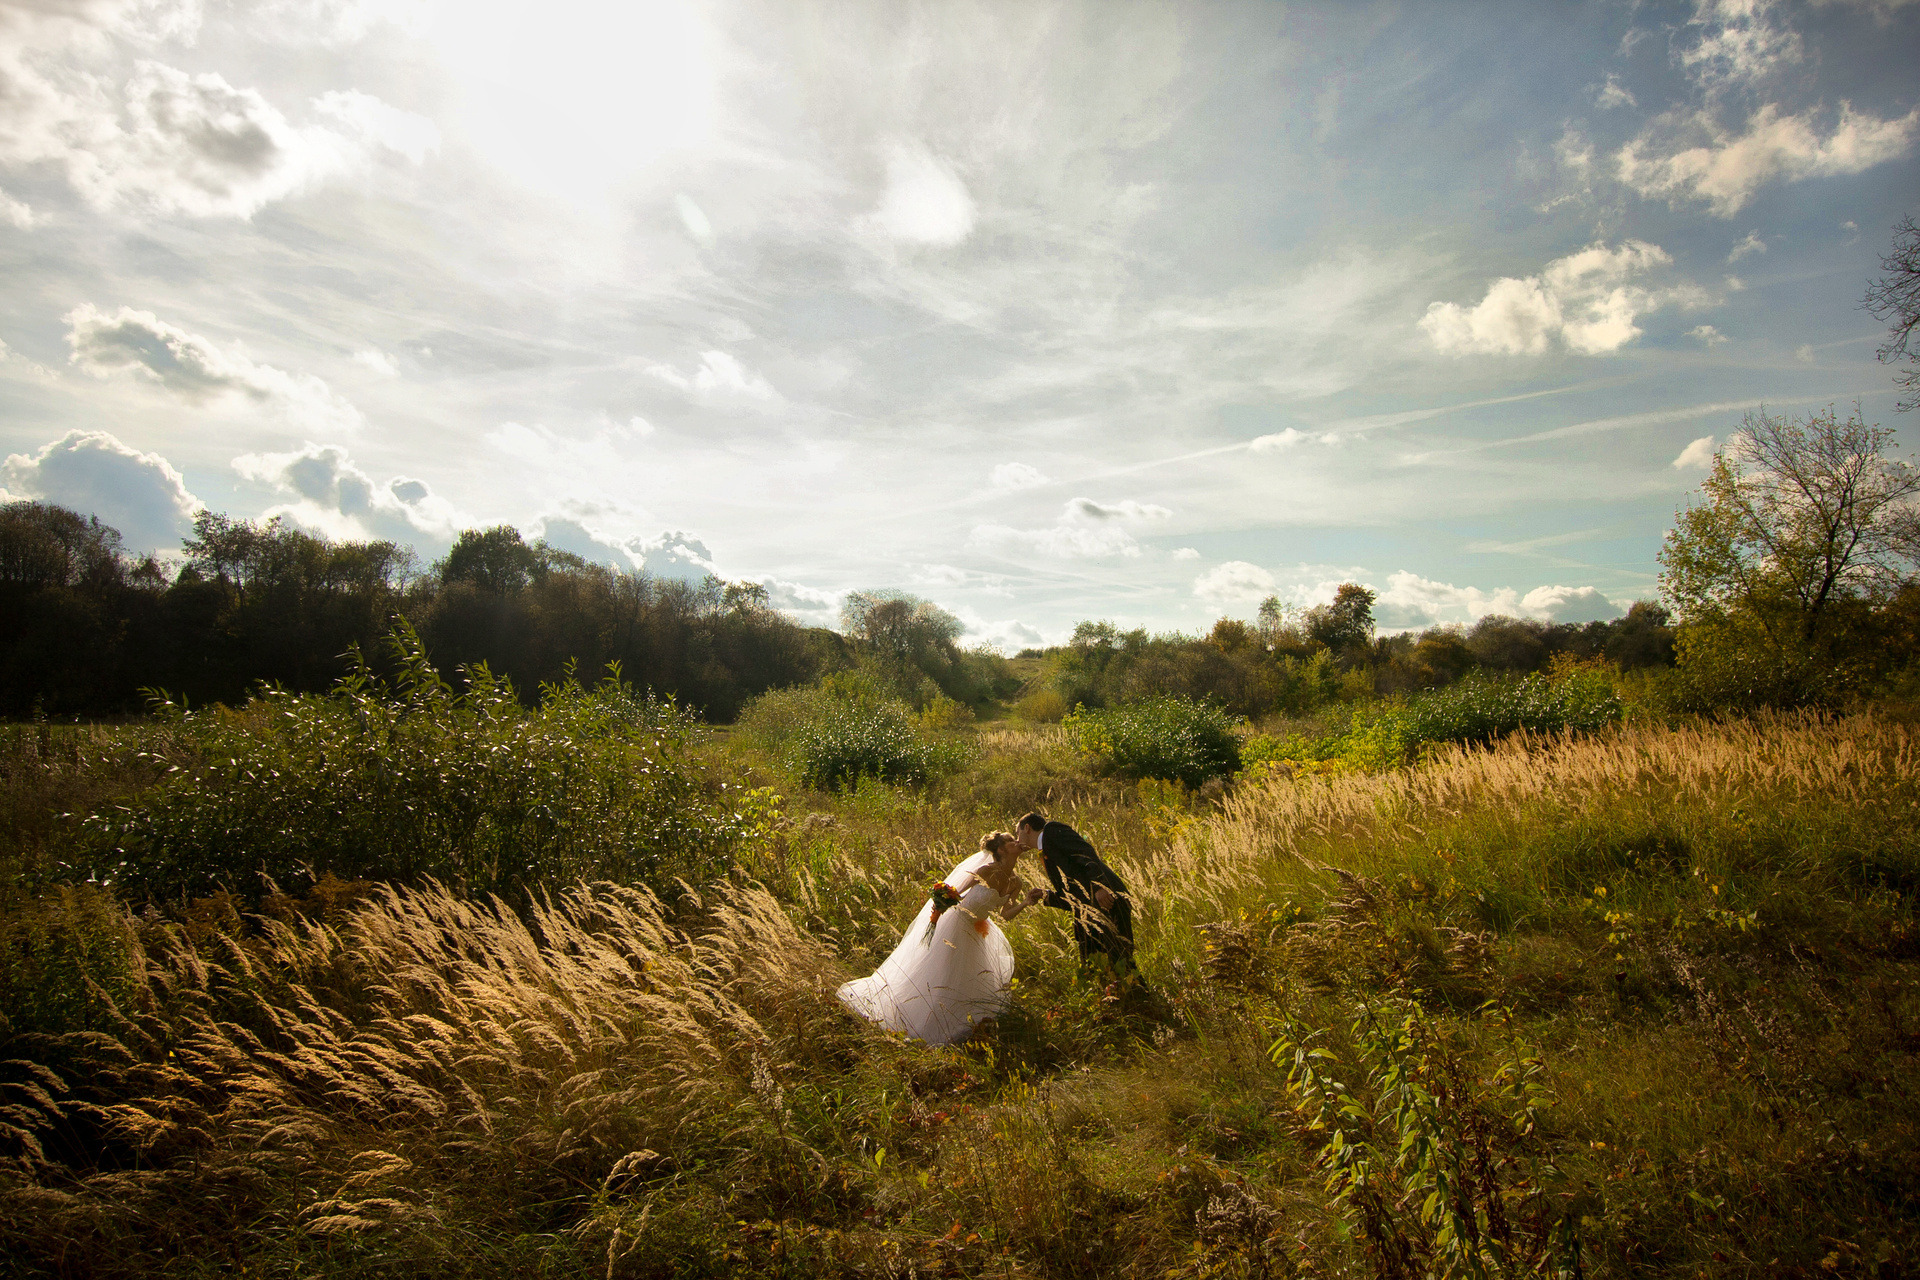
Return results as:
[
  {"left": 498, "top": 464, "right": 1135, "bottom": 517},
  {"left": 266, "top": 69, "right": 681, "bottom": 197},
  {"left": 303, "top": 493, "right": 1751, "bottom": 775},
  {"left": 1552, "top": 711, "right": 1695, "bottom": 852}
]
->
[{"left": 0, "top": 878, "right": 857, "bottom": 1275}]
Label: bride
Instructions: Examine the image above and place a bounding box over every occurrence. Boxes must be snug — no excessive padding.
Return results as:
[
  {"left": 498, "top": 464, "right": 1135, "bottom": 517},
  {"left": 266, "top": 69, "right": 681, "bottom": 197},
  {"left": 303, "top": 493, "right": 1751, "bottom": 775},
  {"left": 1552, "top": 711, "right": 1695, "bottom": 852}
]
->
[{"left": 837, "top": 832, "right": 1031, "bottom": 1045}]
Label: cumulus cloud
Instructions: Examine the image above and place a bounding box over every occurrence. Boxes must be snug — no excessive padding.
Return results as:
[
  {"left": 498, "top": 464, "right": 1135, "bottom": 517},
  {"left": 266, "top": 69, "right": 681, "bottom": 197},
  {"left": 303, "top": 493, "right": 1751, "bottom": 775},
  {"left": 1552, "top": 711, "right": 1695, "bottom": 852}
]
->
[
  {"left": 970, "top": 496, "right": 1171, "bottom": 560},
  {"left": 1673, "top": 434, "right": 1718, "bottom": 468},
  {"left": 958, "top": 613, "right": 1046, "bottom": 655},
  {"left": 0, "top": 22, "right": 437, "bottom": 219},
  {"left": 1370, "top": 571, "right": 1625, "bottom": 630},
  {"left": 533, "top": 515, "right": 634, "bottom": 568},
  {"left": 626, "top": 531, "right": 718, "bottom": 585},
  {"left": 764, "top": 576, "right": 841, "bottom": 627},
  {"left": 2, "top": 429, "right": 201, "bottom": 554},
  {"left": 863, "top": 140, "right": 975, "bottom": 247},
  {"left": 232, "top": 442, "right": 458, "bottom": 544},
  {"left": 645, "top": 350, "right": 777, "bottom": 406},
  {"left": 66, "top": 304, "right": 365, "bottom": 434},
  {"left": 1420, "top": 241, "right": 1698, "bottom": 356},
  {"left": 1171, "top": 547, "right": 1200, "bottom": 560},
  {"left": 1616, "top": 103, "right": 1918, "bottom": 217},
  {"left": 1193, "top": 561, "right": 1276, "bottom": 607},
  {"left": 1250, "top": 427, "right": 1339, "bottom": 451},
  {"left": 990, "top": 462, "right": 1050, "bottom": 490},
  {"left": 1688, "top": 324, "right": 1728, "bottom": 347}
]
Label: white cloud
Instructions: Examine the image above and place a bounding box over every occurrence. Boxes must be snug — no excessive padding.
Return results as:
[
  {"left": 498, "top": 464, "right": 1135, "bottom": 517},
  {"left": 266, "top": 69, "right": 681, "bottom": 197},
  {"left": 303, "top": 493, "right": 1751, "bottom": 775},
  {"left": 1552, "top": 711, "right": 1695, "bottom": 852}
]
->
[
  {"left": 1796, "top": 343, "right": 1816, "bottom": 362},
  {"left": 908, "top": 563, "right": 1012, "bottom": 596},
  {"left": 66, "top": 304, "right": 365, "bottom": 434},
  {"left": 863, "top": 140, "right": 975, "bottom": 247},
  {"left": 352, "top": 348, "right": 398, "bottom": 375},
  {"left": 958, "top": 612, "right": 1046, "bottom": 655},
  {"left": 1518, "top": 584, "right": 1625, "bottom": 624},
  {"left": 1171, "top": 547, "right": 1200, "bottom": 560},
  {"left": 763, "top": 576, "right": 841, "bottom": 627},
  {"left": 1727, "top": 230, "right": 1767, "bottom": 262},
  {"left": 1420, "top": 241, "right": 1694, "bottom": 356},
  {"left": 233, "top": 443, "right": 459, "bottom": 544},
  {"left": 1370, "top": 571, "right": 1621, "bottom": 630},
  {"left": 1193, "top": 560, "right": 1276, "bottom": 607},
  {"left": 970, "top": 496, "right": 1170, "bottom": 560},
  {"left": 646, "top": 349, "right": 777, "bottom": 406},
  {"left": 533, "top": 514, "right": 632, "bottom": 568},
  {"left": 1595, "top": 73, "right": 1636, "bottom": 110},
  {"left": 1681, "top": 0, "right": 1802, "bottom": 91},
  {"left": 0, "top": 22, "right": 436, "bottom": 219},
  {"left": 675, "top": 192, "right": 715, "bottom": 243},
  {"left": 0, "top": 186, "right": 35, "bottom": 229},
  {"left": 2, "top": 430, "right": 203, "bottom": 555},
  {"left": 1617, "top": 103, "right": 1918, "bottom": 217},
  {"left": 1674, "top": 434, "right": 1718, "bottom": 468},
  {"left": 990, "top": 462, "right": 1051, "bottom": 490},
  {"left": 1688, "top": 324, "right": 1728, "bottom": 346},
  {"left": 1250, "top": 427, "right": 1339, "bottom": 451},
  {"left": 626, "top": 530, "right": 717, "bottom": 585}
]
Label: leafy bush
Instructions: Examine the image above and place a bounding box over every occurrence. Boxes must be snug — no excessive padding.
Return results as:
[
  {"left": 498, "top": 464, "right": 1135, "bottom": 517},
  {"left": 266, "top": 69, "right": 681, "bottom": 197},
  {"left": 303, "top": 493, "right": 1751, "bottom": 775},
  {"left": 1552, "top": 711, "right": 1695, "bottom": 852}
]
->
[
  {"left": 1400, "top": 665, "right": 1623, "bottom": 745},
  {"left": 84, "top": 622, "right": 753, "bottom": 901},
  {"left": 1243, "top": 665, "right": 1624, "bottom": 776},
  {"left": 1013, "top": 688, "right": 1069, "bottom": 722},
  {"left": 736, "top": 677, "right": 972, "bottom": 791},
  {"left": 1064, "top": 695, "right": 1242, "bottom": 786}
]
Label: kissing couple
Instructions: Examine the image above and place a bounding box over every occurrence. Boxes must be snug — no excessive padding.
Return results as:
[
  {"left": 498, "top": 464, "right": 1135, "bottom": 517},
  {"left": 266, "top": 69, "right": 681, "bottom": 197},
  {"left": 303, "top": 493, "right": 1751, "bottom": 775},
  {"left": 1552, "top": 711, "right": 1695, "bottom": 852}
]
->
[{"left": 836, "top": 810, "right": 1134, "bottom": 1045}]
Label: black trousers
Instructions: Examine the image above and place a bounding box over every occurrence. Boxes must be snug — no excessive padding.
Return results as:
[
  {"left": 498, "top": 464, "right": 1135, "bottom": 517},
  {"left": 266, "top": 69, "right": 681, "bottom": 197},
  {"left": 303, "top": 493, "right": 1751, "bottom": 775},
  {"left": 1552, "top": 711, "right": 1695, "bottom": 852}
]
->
[{"left": 1070, "top": 894, "right": 1134, "bottom": 971}]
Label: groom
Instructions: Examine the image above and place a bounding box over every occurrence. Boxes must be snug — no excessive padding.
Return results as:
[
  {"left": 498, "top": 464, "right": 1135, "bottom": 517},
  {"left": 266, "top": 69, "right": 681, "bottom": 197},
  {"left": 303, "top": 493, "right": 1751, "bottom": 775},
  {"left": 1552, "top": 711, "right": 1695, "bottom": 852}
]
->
[{"left": 1014, "top": 810, "right": 1134, "bottom": 973}]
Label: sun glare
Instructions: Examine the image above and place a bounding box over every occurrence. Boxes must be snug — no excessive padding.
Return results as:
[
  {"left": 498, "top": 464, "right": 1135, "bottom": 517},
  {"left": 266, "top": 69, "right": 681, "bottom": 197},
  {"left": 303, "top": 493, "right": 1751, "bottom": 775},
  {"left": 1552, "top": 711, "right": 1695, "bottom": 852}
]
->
[{"left": 429, "top": 0, "right": 718, "bottom": 203}]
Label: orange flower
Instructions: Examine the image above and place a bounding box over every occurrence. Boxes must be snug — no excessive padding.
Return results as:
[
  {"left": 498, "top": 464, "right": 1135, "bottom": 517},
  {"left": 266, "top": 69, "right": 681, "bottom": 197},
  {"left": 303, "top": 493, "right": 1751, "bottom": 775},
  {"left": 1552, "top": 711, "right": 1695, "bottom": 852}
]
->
[{"left": 973, "top": 918, "right": 989, "bottom": 938}]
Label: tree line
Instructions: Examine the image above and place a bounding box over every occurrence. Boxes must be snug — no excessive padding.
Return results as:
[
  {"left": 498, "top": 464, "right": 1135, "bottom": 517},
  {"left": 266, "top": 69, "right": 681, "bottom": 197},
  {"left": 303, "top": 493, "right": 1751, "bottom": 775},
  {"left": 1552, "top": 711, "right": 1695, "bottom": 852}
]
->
[{"left": 0, "top": 509, "right": 829, "bottom": 719}]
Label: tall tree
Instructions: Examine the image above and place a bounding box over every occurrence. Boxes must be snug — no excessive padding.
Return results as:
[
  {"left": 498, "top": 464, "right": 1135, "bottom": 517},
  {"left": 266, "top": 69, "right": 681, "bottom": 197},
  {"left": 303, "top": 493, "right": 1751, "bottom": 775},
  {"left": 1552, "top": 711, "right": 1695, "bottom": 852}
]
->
[
  {"left": 1659, "top": 406, "right": 1920, "bottom": 644},
  {"left": 1865, "top": 213, "right": 1920, "bottom": 412}
]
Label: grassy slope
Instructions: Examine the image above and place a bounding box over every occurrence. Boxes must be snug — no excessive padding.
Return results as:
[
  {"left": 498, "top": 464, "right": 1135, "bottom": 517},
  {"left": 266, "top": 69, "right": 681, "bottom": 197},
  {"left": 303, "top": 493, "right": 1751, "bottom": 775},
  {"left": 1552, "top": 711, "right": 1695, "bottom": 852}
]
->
[{"left": 0, "top": 713, "right": 1915, "bottom": 1277}]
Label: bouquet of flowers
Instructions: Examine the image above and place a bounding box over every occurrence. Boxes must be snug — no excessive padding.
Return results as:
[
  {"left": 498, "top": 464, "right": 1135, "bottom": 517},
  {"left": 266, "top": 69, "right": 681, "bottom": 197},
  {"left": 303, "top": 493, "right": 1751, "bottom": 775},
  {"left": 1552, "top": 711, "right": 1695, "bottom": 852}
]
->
[{"left": 922, "top": 882, "right": 962, "bottom": 943}]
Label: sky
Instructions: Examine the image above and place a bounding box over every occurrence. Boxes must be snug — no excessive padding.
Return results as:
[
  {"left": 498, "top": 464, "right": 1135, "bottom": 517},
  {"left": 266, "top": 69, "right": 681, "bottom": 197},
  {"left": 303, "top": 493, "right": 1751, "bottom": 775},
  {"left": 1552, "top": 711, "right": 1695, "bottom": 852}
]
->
[{"left": 1, "top": 0, "right": 1916, "bottom": 650}]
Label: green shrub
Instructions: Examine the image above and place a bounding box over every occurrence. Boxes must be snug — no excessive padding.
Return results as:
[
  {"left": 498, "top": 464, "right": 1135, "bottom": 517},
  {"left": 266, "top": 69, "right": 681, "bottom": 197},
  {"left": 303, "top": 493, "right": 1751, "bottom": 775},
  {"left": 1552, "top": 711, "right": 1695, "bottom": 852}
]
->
[
  {"left": 737, "top": 677, "right": 972, "bottom": 791},
  {"left": 85, "top": 622, "right": 753, "bottom": 901},
  {"left": 0, "top": 882, "right": 140, "bottom": 1036},
  {"left": 1064, "top": 695, "right": 1242, "bottom": 786},
  {"left": 1240, "top": 666, "right": 1625, "bottom": 777},
  {"left": 1401, "top": 666, "right": 1622, "bottom": 745},
  {"left": 1014, "top": 688, "right": 1069, "bottom": 722}
]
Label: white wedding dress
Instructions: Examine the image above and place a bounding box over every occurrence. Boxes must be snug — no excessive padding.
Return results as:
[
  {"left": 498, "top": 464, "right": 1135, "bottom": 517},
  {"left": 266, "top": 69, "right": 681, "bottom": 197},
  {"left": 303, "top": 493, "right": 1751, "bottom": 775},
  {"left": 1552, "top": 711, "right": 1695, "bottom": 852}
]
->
[{"left": 837, "top": 852, "right": 1015, "bottom": 1046}]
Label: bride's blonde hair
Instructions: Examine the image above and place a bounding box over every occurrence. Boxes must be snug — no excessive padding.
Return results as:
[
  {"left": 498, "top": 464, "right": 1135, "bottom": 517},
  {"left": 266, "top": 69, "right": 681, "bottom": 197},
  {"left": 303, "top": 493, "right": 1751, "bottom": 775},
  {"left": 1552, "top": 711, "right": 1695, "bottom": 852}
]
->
[{"left": 979, "top": 830, "right": 1016, "bottom": 860}]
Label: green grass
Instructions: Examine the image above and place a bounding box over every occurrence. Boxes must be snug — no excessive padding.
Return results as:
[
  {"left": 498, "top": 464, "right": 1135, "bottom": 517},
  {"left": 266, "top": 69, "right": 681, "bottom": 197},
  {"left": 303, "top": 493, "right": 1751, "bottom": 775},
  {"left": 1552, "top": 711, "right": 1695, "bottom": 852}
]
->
[{"left": 0, "top": 694, "right": 1914, "bottom": 1277}]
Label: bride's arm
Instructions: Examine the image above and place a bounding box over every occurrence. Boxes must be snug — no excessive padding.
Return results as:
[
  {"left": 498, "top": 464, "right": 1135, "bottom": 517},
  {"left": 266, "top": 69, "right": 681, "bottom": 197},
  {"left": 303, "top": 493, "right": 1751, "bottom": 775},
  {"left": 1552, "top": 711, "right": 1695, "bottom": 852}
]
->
[{"left": 998, "top": 877, "right": 1030, "bottom": 921}]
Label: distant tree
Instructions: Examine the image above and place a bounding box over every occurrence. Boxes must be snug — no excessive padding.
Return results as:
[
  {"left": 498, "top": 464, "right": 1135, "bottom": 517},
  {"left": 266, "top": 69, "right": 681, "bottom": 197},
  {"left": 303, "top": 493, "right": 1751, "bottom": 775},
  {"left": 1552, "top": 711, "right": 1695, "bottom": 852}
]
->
[
  {"left": 1304, "top": 583, "right": 1376, "bottom": 655},
  {"left": 1865, "top": 213, "right": 1920, "bottom": 412},
  {"left": 0, "top": 502, "right": 126, "bottom": 589},
  {"left": 1208, "top": 617, "right": 1252, "bottom": 651},
  {"left": 1660, "top": 406, "right": 1919, "bottom": 643},
  {"left": 440, "top": 525, "right": 540, "bottom": 594},
  {"left": 1466, "top": 615, "right": 1553, "bottom": 672},
  {"left": 1660, "top": 406, "right": 1920, "bottom": 705},
  {"left": 840, "top": 589, "right": 966, "bottom": 704}
]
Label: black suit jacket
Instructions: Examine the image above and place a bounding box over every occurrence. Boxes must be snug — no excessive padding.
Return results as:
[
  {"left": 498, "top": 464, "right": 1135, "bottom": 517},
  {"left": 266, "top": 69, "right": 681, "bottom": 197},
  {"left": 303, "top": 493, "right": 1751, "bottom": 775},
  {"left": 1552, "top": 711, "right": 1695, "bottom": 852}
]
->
[{"left": 1039, "top": 820, "right": 1126, "bottom": 911}]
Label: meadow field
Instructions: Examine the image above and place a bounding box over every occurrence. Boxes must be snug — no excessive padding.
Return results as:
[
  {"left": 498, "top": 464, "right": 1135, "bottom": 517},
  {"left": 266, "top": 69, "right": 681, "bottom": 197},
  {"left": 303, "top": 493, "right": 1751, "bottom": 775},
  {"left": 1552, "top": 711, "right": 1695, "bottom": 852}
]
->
[{"left": 1, "top": 673, "right": 1915, "bottom": 1279}]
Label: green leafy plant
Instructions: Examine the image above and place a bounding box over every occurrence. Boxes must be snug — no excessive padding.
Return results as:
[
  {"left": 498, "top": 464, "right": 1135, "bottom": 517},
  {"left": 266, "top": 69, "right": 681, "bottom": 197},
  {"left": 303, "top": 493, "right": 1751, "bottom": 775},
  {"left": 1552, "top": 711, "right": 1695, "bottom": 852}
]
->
[
  {"left": 1064, "top": 694, "right": 1242, "bottom": 787},
  {"left": 1272, "top": 1003, "right": 1578, "bottom": 1279},
  {"left": 83, "top": 620, "right": 749, "bottom": 900}
]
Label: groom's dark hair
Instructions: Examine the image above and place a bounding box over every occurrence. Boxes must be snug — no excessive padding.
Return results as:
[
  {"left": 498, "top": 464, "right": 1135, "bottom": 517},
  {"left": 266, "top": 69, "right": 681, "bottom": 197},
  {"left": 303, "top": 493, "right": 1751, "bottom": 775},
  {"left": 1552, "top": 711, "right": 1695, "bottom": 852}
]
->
[{"left": 1017, "top": 810, "right": 1046, "bottom": 833}]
